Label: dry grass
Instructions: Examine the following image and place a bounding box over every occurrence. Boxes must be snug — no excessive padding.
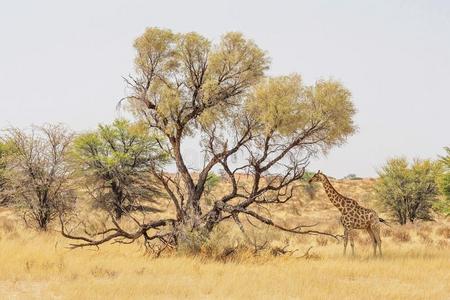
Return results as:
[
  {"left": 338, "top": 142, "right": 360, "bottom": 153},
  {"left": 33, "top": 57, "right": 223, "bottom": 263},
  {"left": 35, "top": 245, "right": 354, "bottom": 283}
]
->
[
  {"left": 0, "top": 227, "right": 449, "bottom": 300},
  {"left": 392, "top": 230, "right": 412, "bottom": 243},
  {"left": 0, "top": 179, "right": 449, "bottom": 299}
]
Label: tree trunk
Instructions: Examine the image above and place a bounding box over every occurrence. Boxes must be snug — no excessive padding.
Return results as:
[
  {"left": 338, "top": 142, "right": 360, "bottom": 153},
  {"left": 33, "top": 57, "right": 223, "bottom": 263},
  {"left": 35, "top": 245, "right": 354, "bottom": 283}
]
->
[
  {"left": 36, "top": 195, "right": 51, "bottom": 230},
  {"left": 114, "top": 205, "right": 123, "bottom": 220},
  {"left": 111, "top": 181, "right": 124, "bottom": 220}
]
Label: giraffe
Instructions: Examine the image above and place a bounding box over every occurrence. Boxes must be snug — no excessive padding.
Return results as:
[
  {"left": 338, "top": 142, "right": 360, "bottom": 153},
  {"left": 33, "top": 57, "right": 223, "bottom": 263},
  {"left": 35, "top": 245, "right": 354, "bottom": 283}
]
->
[{"left": 309, "top": 170, "right": 388, "bottom": 256}]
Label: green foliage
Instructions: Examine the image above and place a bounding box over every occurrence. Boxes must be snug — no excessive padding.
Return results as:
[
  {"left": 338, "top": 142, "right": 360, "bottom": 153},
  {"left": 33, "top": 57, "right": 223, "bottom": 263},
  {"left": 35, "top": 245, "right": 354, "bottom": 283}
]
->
[
  {"left": 301, "top": 171, "right": 316, "bottom": 182},
  {"left": 205, "top": 172, "right": 220, "bottom": 194},
  {"left": 202, "top": 172, "right": 221, "bottom": 205},
  {"left": 72, "top": 119, "right": 169, "bottom": 218},
  {"left": 130, "top": 28, "right": 269, "bottom": 136},
  {"left": 0, "top": 141, "right": 7, "bottom": 177},
  {"left": 376, "top": 158, "right": 442, "bottom": 224},
  {"left": 121, "top": 27, "right": 357, "bottom": 237},
  {"left": 246, "top": 75, "right": 356, "bottom": 149},
  {"left": 0, "top": 141, "right": 9, "bottom": 205},
  {"left": 436, "top": 147, "right": 450, "bottom": 215},
  {"left": 299, "top": 171, "right": 318, "bottom": 199},
  {"left": 432, "top": 198, "right": 450, "bottom": 216},
  {"left": 343, "top": 174, "right": 362, "bottom": 180},
  {"left": 128, "top": 28, "right": 356, "bottom": 147},
  {"left": 439, "top": 172, "right": 450, "bottom": 199},
  {"left": 438, "top": 147, "right": 450, "bottom": 198}
]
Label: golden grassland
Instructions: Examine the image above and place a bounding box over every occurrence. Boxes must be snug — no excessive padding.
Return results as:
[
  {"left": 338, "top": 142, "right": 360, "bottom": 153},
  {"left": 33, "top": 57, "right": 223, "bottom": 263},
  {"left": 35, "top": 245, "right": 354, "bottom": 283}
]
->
[{"left": 0, "top": 179, "right": 449, "bottom": 299}]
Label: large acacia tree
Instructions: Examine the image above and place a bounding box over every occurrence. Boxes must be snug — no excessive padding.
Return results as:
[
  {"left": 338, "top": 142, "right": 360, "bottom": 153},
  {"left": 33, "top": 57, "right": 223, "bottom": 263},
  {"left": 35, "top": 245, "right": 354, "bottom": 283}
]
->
[{"left": 62, "top": 28, "right": 356, "bottom": 249}]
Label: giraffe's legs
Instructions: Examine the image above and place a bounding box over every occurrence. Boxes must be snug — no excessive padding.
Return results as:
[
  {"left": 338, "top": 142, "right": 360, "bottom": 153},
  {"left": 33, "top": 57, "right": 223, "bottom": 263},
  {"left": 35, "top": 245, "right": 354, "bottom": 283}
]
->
[
  {"left": 349, "top": 230, "right": 355, "bottom": 256},
  {"left": 343, "top": 229, "right": 349, "bottom": 256},
  {"left": 366, "top": 227, "right": 377, "bottom": 256},
  {"left": 372, "top": 225, "right": 382, "bottom": 257}
]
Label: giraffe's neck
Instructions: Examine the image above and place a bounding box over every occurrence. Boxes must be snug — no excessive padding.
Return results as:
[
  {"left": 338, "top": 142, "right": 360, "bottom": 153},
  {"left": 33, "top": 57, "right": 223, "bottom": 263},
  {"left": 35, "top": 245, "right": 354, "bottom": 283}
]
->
[{"left": 320, "top": 176, "right": 346, "bottom": 212}]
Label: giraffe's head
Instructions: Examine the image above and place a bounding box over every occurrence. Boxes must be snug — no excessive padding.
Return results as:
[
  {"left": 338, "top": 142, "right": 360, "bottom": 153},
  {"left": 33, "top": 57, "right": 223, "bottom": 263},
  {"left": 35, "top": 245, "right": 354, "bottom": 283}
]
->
[{"left": 308, "top": 170, "right": 326, "bottom": 184}]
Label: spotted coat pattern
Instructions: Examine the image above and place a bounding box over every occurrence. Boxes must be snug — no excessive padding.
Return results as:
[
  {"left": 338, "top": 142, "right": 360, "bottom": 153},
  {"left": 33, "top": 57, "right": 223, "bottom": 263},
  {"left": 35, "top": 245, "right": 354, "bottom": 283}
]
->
[{"left": 309, "top": 171, "right": 383, "bottom": 256}]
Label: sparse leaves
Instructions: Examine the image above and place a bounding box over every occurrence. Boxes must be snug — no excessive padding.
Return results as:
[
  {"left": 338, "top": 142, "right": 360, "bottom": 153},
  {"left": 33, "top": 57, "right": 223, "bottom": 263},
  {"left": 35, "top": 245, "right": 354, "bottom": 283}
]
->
[
  {"left": 2, "top": 124, "right": 76, "bottom": 230},
  {"left": 0, "top": 141, "right": 13, "bottom": 205},
  {"left": 127, "top": 28, "right": 269, "bottom": 138}
]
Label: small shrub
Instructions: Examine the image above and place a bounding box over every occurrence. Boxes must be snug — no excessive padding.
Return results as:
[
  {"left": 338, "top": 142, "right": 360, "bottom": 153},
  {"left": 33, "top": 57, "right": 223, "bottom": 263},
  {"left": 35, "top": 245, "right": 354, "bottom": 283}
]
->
[
  {"left": 436, "top": 226, "right": 450, "bottom": 239},
  {"left": 437, "top": 239, "right": 449, "bottom": 249},
  {"left": 417, "top": 224, "right": 432, "bottom": 234},
  {"left": 270, "top": 244, "right": 297, "bottom": 257},
  {"left": 302, "top": 248, "right": 321, "bottom": 260},
  {"left": 188, "top": 224, "right": 245, "bottom": 260},
  {"left": 90, "top": 266, "right": 117, "bottom": 278},
  {"left": 301, "top": 171, "right": 316, "bottom": 182},
  {"left": 0, "top": 218, "right": 16, "bottom": 234},
  {"left": 177, "top": 227, "right": 210, "bottom": 256},
  {"left": 382, "top": 227, "right": 393, "bottom": 237},
  {"left": 315, "top": 236, "right": 328, "bottom": 247},
  {"left": 342, "top": 174, "right": 362, "bottom": 180},
  {"left": 205, "top": 172, "right": 221, "bottom": 194},
  {"left": 303, "top": 183, "right": 317, "bottom": 200},
  {"left": 392, "top": 230, "right": 411, "bottom": 243},
  {"left": 417, "top": 231, "right": 433, "bottom": 245}
]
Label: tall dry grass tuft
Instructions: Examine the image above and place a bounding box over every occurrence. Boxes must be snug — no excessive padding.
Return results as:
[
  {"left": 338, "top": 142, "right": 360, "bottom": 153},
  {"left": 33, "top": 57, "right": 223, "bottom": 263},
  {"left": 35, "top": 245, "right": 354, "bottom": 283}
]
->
[
  {"left": 437, "top": 239, "right": 449, "bottom": 249},
  {"left": 315, "top": 236, "right": 328, "bottom": 247},
  {"left": 382, "top": 227, "right": 393, "bottom": 237},
  {"left": 417, "top": 231, "right": 433, "bottom": 245},
  {"left": 392, "top": 229, "right": 411, "bottom": 243},
  {"left": 436, "top": 226, "right": 450, "bottom": 239}
]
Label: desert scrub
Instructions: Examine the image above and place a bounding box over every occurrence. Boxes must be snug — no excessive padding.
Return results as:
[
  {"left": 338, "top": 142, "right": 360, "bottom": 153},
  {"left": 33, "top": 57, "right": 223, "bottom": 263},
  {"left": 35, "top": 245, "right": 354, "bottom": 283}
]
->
[
  {"left": 436, "top": 226, "right": 450, "bottom": 239},
  {"left": 392, "top": 230, "right": 411, "bottom": 243}
]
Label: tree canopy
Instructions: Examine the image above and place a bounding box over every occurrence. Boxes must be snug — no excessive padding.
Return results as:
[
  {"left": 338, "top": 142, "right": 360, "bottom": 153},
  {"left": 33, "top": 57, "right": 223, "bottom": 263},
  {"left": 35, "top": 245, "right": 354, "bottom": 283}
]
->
[
  {"left": 71, "top": 119, "right": 168, "bottom": 219},
  {"left": 376, "top": 158, "right": 442, "bottom": 224}
]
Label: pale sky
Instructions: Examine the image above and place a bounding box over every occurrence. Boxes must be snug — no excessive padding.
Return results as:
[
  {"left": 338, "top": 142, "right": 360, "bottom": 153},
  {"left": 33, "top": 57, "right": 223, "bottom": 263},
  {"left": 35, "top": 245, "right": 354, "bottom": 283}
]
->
[{"left": 1, "top": 0, "right": 449, "bottom": 178}]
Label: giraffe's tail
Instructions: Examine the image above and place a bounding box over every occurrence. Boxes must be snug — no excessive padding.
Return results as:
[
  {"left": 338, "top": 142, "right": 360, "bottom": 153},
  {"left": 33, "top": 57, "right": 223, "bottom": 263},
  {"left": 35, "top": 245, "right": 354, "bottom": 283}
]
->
[{"left": 379, "top": 217, "right": 391, "bottom": 227}]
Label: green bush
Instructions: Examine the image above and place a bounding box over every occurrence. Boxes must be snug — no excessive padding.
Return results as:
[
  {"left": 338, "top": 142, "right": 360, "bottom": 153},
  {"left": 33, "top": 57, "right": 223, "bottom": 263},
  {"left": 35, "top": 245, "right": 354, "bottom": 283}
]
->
[
  {"left": 301, "top": 171, "right": 316, "bottom": 181},
  {"left": 0, "top": 142, "right": 9, "bottom": 205},
  {"left": 376, "top": 158, "right": 442, "bottom": 224},
  {"left": 205, "top": 172, "right": 221, "bottom": 194},
  {"left": 342, "top": 173, "right": 362, "bottom": 180},
  {"left": 437, "top": 147, "right": 450, "bottom": 215},
  {"left": 71, "top": 119, "right": 169, "bottom": 219},
  {"left": 433, "top": 198, "right": 450, "bottom": 216}
]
